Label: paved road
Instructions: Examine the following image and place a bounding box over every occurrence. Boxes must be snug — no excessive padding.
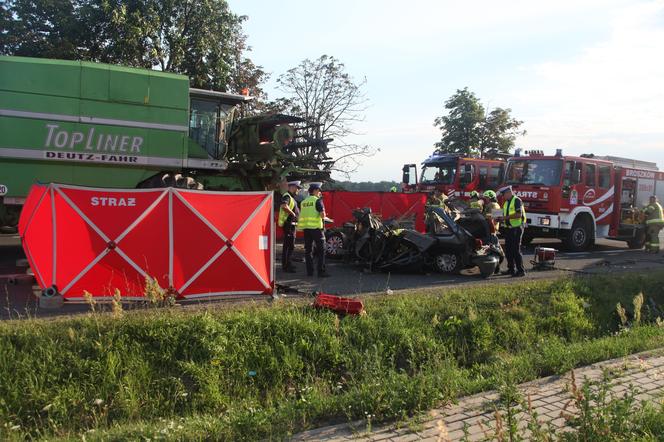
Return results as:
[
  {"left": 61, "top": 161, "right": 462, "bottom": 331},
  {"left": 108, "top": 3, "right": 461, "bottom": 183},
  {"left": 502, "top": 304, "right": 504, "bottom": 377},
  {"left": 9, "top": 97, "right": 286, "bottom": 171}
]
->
[
  {"left": 276, "top": 236, "right": 664, "bottom": 296},
  {"left": 2, "top": 234, "right": 664, "bottom": 319},
  {"left": 292, "top": 348, "right": 664, "bottom": 441}
]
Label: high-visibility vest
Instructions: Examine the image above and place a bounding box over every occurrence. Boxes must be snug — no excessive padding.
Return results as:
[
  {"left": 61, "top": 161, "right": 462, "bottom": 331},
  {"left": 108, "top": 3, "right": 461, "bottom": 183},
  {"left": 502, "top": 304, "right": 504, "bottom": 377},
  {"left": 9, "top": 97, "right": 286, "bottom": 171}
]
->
[
  {"left": 278, "top": 193, "right": 296, "bottom": 227},
  {"left": 503, "top": 196, "right": 526, "bottom": 228},
  {"left": 469, "top": 200, "right": 482, "bottom": 209},
  {"left": 428, "top": 195, "right": 446, "bottom": 208},
  {"left": 483, "top": 201, "right": 501, "bottom": 230},
  {"left": 645, "top": 202, "right": 664, "bottom": 225},
  {"left": 298, "top": 195, "right": 323, "bottom": 229}
]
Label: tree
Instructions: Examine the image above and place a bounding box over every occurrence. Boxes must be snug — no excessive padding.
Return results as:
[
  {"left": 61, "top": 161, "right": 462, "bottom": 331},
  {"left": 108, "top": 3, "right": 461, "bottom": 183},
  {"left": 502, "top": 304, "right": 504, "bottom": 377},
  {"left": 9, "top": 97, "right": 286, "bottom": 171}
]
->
[
  {"left": 0, "top": 0, "right": 265, "bottom": 94},
  {"left": 276, "top": 55, "right": 376, "bottom": 176},
  {"left": 479, "top": 107, "right": 525, "bottom": 157},
  {"left": 434, "top": 88, "right": 525, "bottom": 157}
]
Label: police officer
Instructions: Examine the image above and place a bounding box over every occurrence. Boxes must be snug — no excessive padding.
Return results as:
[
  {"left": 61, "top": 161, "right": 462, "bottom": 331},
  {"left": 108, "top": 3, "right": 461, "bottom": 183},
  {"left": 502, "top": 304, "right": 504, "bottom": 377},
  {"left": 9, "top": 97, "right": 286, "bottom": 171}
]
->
[
  {"left": 498, "top": 185, "right": 526, "bottom": 277},
  {"left": 278, "top": 180, "right": 301, "bottom": 272},
  {"left": 468, "top": 191, "right": 483, "bottom": 210},
  {"left": 299, "top": 183, "right": 331, "bottom": 277},
  {"left": 643, "top": 195, "right": 664, "bottom": 253}
]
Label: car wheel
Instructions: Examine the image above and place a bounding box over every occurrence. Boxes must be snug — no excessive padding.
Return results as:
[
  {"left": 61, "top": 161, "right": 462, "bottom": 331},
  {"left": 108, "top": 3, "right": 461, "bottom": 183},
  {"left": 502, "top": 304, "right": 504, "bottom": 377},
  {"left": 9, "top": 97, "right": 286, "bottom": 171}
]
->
[
  {"left": 325, "top": 232, "right": 345, "bottom": 257},
  {"left": 433, "top": 252, "right": 462, "bottom": 274}
]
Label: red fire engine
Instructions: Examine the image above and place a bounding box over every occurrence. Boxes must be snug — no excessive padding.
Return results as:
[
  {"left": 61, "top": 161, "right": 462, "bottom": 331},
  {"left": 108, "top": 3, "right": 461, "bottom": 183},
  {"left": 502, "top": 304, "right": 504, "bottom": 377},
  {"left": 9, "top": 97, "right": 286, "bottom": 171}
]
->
[
  {"left": 503, "top": 149, "right": 664, "bottom": 251},
  {"left": 402, "top": 154, "right": 505, "bottom": 198}
]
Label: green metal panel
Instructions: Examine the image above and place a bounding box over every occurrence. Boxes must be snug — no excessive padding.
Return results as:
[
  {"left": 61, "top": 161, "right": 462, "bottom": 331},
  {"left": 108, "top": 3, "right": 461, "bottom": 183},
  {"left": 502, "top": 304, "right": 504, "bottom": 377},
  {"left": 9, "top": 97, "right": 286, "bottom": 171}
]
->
[
  {"left": 0, "top": 56, "right": 193, "bottom": 202},
  {"left": 109, "top": 68, "right": 150, "bottom": 105},
  {"left": 0, "top": 56, "right": 81, "bottom": 98},
  {"left": 80, "top": 62, "right": 110, "bottom": 101},
  {"left": 149, "top": 72, "right": 189, "bottom": 109},
  {"left": 0, "top": 90, "right": 81, "bottom": 116}
]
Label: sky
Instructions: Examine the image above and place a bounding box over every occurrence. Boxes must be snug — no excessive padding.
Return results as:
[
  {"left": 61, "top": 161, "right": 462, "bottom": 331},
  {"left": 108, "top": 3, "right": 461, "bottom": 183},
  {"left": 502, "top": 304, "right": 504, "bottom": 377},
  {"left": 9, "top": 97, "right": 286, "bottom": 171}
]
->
[{"left": 228, "top": 0, "right": 664, "bottom": 181}]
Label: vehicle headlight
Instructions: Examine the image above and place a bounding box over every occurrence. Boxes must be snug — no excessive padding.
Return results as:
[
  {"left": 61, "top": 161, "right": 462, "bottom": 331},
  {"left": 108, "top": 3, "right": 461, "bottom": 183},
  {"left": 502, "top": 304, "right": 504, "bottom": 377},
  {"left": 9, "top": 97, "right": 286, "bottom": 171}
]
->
[{"left": 539, "top": 217, "right": 551, "bottom": 226}]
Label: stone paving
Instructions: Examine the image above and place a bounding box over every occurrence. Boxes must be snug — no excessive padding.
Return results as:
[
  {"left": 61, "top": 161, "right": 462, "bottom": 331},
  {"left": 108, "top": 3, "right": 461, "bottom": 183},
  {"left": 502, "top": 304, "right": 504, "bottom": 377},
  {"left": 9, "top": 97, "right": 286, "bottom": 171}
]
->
[{"left": 291, "top": 349, "right": 664, "bottom": 441}]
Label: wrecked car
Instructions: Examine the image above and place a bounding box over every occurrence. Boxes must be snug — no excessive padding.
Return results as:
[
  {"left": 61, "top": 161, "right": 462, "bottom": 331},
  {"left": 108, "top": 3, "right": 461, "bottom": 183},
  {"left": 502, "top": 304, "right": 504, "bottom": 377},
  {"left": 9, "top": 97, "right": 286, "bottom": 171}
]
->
[{"left": 325, "top": 207, "right": 502, "bottom": 277}]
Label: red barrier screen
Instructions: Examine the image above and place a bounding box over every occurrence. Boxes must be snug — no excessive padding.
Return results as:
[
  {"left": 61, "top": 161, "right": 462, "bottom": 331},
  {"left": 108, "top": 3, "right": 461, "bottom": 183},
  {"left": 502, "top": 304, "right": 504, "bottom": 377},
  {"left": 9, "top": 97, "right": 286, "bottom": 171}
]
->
[
  {"left": 324, "top": 191, "right": 428, "bottom": 232},
  {"left": 19, "top": 184, "right": 274, "bottom": 300}
]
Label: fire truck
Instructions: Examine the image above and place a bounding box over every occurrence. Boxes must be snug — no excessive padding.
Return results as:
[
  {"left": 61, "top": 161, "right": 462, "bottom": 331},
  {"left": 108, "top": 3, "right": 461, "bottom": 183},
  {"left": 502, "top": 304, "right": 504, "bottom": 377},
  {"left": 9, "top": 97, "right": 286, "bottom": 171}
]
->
[
  {"left": 402, "top": 154, "right": 505, "bottom": 198},
  {"left": 503, "top": 149, "right": 664, "bottom": 251}
]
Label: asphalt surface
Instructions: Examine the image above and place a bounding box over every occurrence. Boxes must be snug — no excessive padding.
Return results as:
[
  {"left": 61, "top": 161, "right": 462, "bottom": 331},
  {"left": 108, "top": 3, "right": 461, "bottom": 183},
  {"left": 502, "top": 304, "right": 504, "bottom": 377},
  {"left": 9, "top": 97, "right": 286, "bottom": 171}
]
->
[
  {"left": 2, "top": 233, "right": 664, "bottom": 320},
  {"left": 276, "top": 237, "right": 664, "bottom": 296}
]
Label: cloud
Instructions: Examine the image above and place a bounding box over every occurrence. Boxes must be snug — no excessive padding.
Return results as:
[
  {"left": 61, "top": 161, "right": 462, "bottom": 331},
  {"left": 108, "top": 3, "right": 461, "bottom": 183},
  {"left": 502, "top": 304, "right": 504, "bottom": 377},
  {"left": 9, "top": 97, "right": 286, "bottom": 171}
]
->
[{"left": 512, "top": 0, "right": 664, "bottom": 164}]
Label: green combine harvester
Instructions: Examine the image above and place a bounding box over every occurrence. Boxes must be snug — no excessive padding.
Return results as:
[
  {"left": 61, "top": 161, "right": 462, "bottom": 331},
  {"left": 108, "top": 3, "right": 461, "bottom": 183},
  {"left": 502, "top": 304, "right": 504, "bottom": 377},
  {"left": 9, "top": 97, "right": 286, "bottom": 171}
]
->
[{"left": 0, "top": 56, "right": 332, "bottom": 232}]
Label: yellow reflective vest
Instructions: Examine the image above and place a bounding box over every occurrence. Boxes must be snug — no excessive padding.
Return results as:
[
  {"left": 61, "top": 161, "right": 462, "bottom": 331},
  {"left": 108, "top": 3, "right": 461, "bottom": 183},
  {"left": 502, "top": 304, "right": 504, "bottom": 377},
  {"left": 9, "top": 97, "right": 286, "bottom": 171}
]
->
[
  {"left": 298, "top": 195, "right": 323, "bottom": 229},
  {"left": 502, "top": 196, "right": 526, "bottom": 228},
  {"left": 278, "top": 192, "right": 296, "bottom": 227},
  {"left": 469, "top": 200, "right": 482, "bottom": 209}
]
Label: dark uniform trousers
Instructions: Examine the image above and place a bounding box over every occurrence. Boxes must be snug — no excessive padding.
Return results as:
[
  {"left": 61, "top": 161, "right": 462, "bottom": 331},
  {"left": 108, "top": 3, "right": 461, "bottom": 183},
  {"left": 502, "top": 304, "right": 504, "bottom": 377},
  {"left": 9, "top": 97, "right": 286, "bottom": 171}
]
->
[
  {"left": 504, "top": 226, "right": 525, "bottom": 273},
  {"left": 282, "top": 222, "right": 296, "bottom": 270},
  {"left": 303, "top": 229, "right": 326, "bottom": 275}
]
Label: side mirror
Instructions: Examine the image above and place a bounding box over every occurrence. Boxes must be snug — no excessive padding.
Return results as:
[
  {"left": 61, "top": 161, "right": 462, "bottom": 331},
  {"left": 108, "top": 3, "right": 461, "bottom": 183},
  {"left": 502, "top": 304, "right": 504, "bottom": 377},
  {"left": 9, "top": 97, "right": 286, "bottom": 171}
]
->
[
  {"left": 402, "top": 164, "right": 417, "bottom": 185},
  {"left": 574, "top": 169, "right": 582, "bottom": 184},
  {"left": 402, "top": 167, "right": 410, "bottom": 185}
]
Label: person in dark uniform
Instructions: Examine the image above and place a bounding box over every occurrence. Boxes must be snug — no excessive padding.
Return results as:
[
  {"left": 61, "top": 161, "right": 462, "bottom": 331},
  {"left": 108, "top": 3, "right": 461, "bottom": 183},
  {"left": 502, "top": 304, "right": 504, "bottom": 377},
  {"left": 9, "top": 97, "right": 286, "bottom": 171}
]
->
[
  {"left": 498, "top": 185, "right": 527, "bottom": 277},
  {"left": 278, "top": 180, "right": 301, "bottom": 272},
  {"left": 299, "top": 183, "right": 332, "bottom": 277}
]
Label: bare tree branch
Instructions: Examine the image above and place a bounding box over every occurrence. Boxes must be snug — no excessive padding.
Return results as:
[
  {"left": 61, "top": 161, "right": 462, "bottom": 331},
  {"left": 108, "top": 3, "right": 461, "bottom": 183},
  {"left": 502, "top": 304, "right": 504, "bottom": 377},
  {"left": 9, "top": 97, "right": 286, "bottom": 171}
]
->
[{"left": 276, "top": 55, "right": 377, "bottom": 175}]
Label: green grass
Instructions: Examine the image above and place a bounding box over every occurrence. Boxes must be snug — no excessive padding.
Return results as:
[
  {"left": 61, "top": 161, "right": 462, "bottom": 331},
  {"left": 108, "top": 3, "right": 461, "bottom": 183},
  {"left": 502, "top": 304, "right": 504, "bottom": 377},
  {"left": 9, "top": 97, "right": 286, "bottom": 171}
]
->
[{"left": 1, "top": 272, "right": 664, "bottom": 441}]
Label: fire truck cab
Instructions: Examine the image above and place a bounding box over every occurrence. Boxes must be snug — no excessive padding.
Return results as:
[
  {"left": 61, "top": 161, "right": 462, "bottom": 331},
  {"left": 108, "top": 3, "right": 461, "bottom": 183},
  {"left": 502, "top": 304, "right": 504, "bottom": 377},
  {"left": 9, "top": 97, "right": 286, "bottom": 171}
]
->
[
  {"left": 402, "top": 154, "right": 504, "bottom": 199},
  {"left": 503, "top": 150, "right": 663, "bottom": 251}
]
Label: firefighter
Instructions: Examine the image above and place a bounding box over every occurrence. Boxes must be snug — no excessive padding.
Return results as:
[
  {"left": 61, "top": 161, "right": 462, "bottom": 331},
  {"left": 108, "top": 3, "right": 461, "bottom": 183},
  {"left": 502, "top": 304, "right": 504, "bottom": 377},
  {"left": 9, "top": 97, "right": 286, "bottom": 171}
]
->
[
  {"left": 498, "top": 185, "right": 526, "bottom": 277},
  {"left": 482, "top": 190, "right": 503, "bottom": 275},
  {"left": 278, "top": 180, "right": 301, "bottom": 272},
  {"left": 299, "top": 183, "right": 331, "bottom": 277},
  {"left": 427, "top": 189, "right": 447, "bottom": 208},
  {"left": 643, "top": 195, "right": 664, "bottom": 253},
  {"left": 481, "top": 190, "right": 501, "bottom": 238},
  {"left": 389, "top": 186, "right": 398, "bottom": 192},
  {"left": 469, "top": 191, "right": 483, "bottom": 210}
]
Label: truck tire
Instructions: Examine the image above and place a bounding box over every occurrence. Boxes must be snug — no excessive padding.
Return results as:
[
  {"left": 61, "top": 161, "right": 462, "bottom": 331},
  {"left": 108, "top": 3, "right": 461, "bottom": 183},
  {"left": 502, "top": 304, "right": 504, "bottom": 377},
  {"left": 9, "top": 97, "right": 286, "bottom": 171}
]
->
[
  {"left": 627, "top": 230, "right": 646, "bottom": 249},
  {"left": 563, "top": 217, "right": 592, "bottom": 251},
  {"left": 433, "top": 252, "right": 462, "bottom": 274}
]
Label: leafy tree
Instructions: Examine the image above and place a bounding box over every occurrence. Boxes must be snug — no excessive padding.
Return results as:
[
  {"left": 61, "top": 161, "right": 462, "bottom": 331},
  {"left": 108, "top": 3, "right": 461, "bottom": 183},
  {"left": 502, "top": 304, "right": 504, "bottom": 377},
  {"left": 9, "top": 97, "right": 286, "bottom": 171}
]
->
[
  {"left": 276, "top": 55, "right": 376, "bottom": 176},
  {"left": 0, "top": 0, "right": 265, "bottom": 94},
  {"left": 434, "top": 87, "right": 525, "bottom": 157},
  {"left": 479, "top": 107, "right": 525, "bottom": 157},
  {"left": 0, "top": 0, "right": 84, "bottom": 59}
]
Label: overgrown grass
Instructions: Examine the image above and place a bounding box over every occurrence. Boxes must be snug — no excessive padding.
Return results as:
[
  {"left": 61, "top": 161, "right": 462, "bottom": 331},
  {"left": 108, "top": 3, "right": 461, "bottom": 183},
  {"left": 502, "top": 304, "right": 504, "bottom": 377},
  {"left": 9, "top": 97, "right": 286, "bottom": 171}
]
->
[
  {"left": 1, "top": 272, "right": 664, "bottom": 440},
  {"left": 473, "top": 368, "right": 664, "bottom": 441}
]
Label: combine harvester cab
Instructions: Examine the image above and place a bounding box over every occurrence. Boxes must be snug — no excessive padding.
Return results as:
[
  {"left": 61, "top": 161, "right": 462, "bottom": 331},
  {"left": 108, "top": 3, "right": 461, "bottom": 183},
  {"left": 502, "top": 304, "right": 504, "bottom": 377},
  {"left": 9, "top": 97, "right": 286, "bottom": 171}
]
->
[
  {"left": 402, "top": 154, "right": 504, "bottom": 200},
  {"left": 503, "top": 149, "right": 663, "bottom": 251}
]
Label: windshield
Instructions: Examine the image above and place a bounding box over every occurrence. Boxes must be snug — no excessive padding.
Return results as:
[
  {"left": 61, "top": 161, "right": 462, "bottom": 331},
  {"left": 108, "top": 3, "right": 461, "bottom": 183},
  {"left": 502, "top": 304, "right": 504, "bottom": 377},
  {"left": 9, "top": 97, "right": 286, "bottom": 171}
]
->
[
  {"left": 189, "top": 99, "right": 234, "bottom": 159},
  {"left": 505, "top": 159, "right": 562, "bottom": 186},
  {"left": 421, "top": 163, "right": 456, "bottom": 185}
]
